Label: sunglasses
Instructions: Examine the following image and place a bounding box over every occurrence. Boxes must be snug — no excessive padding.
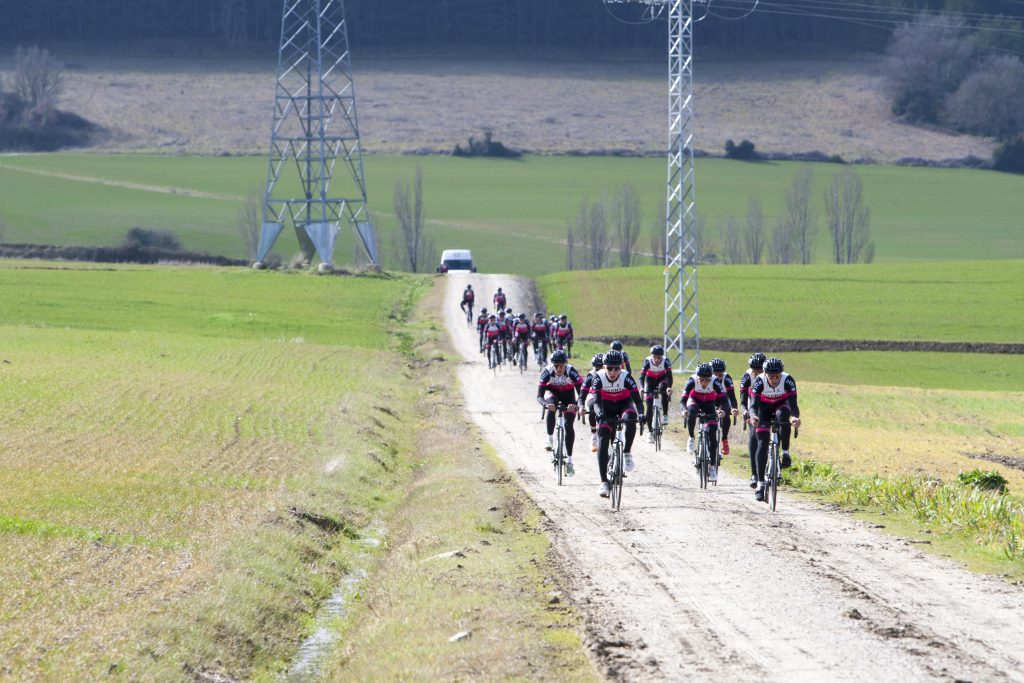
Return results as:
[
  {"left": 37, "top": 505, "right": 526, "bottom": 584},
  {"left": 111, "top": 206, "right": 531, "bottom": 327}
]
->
[{"left": 605, "top": 365, "right": 621, "bottom": 371}]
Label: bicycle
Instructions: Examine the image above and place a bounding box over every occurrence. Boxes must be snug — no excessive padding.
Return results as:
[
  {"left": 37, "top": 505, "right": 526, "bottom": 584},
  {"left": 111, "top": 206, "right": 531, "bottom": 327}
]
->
[
  {"left": 533, "top": 338, "right": 548, "bottom": 367},
  {"left": 646, "top": 384, "right": 670, "bottom": 452},
  {"left": 463, "top": 302, "right": 473, "bottom": 324},
  {"left": 604, "top": 415, "right": 643, "bottom": 511},
  {"left": 692, "top": 411, "right": 720, "bottom": 490},
  {"left": 551, "top": 403, "right": 571, "bottom": 486},
  {"left": 762, "top": 419, "right": 798, "bottom": 512},
  {"left": 517, "top": 340, "right": 529, "bottom": 373},
  {"left": 486, "top": 340, "right": 501, "bottom": 373}
]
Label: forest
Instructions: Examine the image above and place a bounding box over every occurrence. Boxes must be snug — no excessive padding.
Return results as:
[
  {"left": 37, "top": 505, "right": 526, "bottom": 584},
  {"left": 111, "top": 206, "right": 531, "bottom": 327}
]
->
[{"left": 1, "top": 0, "right": 1022, "bottom": 54}]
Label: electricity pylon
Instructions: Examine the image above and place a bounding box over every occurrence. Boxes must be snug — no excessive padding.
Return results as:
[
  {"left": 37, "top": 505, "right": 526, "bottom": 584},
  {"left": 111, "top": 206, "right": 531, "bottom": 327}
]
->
[{"left": 256, "top": 0, "right": 378, "bottom": 269}]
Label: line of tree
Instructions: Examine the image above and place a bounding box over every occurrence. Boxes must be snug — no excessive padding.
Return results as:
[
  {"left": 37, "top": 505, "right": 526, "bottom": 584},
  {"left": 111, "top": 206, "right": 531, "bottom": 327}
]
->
[{"left": 3, "top": 0, "right": 1021, "bottom": 54}]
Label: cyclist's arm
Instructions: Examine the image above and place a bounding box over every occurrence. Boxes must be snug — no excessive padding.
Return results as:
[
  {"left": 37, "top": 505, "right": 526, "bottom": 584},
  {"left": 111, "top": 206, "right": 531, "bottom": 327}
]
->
[
  {"left": 786, "top": 376, "right": 800, "bottom": 418},
  {"left": 626, "top": 377, "right": 644, "bottom": 416},
  {"left": 726, "top": 378, "right": 738, "bottom": 409},
  {"left": 584, "top": 377, "right": 600, "bottom": 414}
]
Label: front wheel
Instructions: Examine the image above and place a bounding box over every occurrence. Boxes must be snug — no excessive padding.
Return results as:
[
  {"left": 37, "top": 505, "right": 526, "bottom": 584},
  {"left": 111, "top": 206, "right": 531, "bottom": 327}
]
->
[
  {"left": 610, "top": 447, "right": 624, "bottom": 510},
  {"left": 698, "top": 436, "right": 709, "bottom": 490},
  {"left": 554, "top": 427, "right": 564, "bottom": 486}
]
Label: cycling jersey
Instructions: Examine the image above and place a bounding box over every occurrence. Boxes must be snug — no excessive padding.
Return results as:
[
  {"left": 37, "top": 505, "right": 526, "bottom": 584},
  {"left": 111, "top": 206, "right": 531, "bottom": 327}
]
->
[
  {"left": 739, "top": 370, "right": 761, "bottom": 413},
  {"left": 462, "top": 288, "right": 475, "bottom": 302},
  {"left": 751, "top": 373, "right": 799, "bottom": 416},
  {"left": 585, "top": 369, "right": 642, "bottom": 416},
  {"left": 537, "top": 364, "right": 583, "bottom": 405},
  {"left": 531, "top": 321, "right": 550, "bottom": 338},
  {"left": 717, "top": 373, "right": 737, "bottom": 410},
  {"left": 483, "top": 323, "right": 501, "bottom": 340},
  {"left": 553, "top": 323, "right": 573, "bottom": 345},
  {"left": 682, "top": 375, "right": 728, "bottom": 409},
  {"left": 640, "top": 355, "right": 673, "bottom": 390},
  {"left": 513, "top": 321, "right": 531, "bottom": 339},
  {"left": 493, "top": 292, "right": 507, "bottom": 308}
]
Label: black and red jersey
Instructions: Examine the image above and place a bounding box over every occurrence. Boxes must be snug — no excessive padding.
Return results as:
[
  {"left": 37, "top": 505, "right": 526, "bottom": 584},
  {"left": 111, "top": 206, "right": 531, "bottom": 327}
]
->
[
  {"left": 585, "top": 369, "right": 642, "bottom": 416},
  {"left": 681, "top": 375, "right": 729, "bottom": 411},
  {"left": 640, "top": 355, "right": 673, "bottom": 389},
  {"left": 537, "top": 364, "right": 583, "bottom": 405},
  {"left": 751, "top": 373, "right": 799, "bottom": 417},
  {"left": 716, "top": 373, "right": 737, "bottom": 409},
  {"left": 513, "top": 321, "right": 531, "bottom": 338},
  {"left": 493, "top": 291, "right": 507, "bottom": 308},
  {"left": 462, "top": 288, "right": 475, "bottom": 302},
  {"left": 531, "top": 321, "right": 550, "bottom": 338}
]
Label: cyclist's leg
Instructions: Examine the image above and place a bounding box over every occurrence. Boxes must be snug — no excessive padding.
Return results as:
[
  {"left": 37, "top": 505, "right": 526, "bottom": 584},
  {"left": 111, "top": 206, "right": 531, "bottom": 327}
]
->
[
  {"left": 660, "top": 384, "right": 670, "bottom": 418},
  {"left": 546, "top": 404, "right": 557, "bottom": 437},
  {"left": 644, "top": 391, "right": 655, "bottom": 431},
  {"left": 563, "top": 404, "right": 577, "bottom": 457},
  {"left": 704, "top": 413, "right": 720, "bottom": 463},
  {"left": 777, "top": 406, "right": 793, "bottom": 450},
  {"left": 597, "top": 420, "right": 613, "bottom": 482},
  {"left": 754, "top": 406, "right": 772, "bottom": 481},
  {"left": 622, "top": 408, "right": 638, "bottom": 452},
  {"left": 748, "top": 422, "right": 759, "bottom": 478},
  {"left": 686, "top": 406, "right": 698, "bottom": 438},
  {"left": 721, "top": 408, "right": 731, "bottom": 442}
]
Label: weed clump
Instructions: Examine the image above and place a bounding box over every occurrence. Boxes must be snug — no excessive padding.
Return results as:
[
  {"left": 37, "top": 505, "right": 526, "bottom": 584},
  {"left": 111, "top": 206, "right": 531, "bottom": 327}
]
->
[
  {"left": 957, "top": 469, "right": 1009, "bottom": 494},
  {"left": 453, "top": 129, "right": 521, "bottom": 159}
]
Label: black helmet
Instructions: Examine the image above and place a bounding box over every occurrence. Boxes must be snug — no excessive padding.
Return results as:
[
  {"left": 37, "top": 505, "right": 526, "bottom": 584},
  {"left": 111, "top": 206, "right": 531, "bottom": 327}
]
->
[
  {"left": 518, "top": 313, "right": 526, "bottom": 320},
  {"left": 650, "top": 345, "right": 665, "bottom": 356},
  {"left": 481, "top": 307, "right": 487, "bottom": 314},
  {"left": 610, "top": 340, "right": 624, "bottom": 351},
  {"left": 551, "top": 350, "right": 569, "bottom": 364},
  {"left": 696, "top": 363, "right": 713, "bottom": 378},
  {"left": 559, "top": 314, "right": 568, "bottom": 321},
  {"left": 535, "top": 311, "right": 543, "bottom": 318},
  {"left": 711, "top": 358, "right": 726, "bottom": 372},
  {"left": 467, "top": 284, "right": 472, "bottom": 289},
  {"left": 764, "top": 357, "right": 784, "bottom": 373},
  {"left": 604, "top": 350, "right": 624, "bottom": 367},
  {"left": 748, "top": 353, "right": 766, "bottom": 370},
  {"left": 592, "top": 353, "right": 604, "bottom": 368},
  {"left": 488, "top": 314, "right": 496, "bottom": 320},
  {"left": 497, "top": 287, "right": 503, "bottom": 292}
]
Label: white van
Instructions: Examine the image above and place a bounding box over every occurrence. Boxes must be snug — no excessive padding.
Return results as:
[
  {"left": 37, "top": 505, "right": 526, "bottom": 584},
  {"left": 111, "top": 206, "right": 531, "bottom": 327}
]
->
[{"left": 437, "top": 249, "right": 477, "bottom": 273}]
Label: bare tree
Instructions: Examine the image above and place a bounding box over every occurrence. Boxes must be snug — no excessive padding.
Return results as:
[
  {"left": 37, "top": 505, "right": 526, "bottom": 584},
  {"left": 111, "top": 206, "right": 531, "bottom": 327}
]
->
[
  {"left": 613, "top": 183, "right": 643, "bottom": 267},
  {"left": 13, "top": 46, "right": 63, "bottom": 110},
  {"left": 393, "top": 166, "right": 434, "bottom": 273},
  {"left": 692, "top": 213, "right": 715, "bottom": 264},
  {"left": 586, "top": 198, "right": 611, "bottom": 270},
  {"left": 649, "top": 202, "right": 666, "bottom": 265},
  {"left": 236, "top": 184, "right": 263, "bottom": 262},
  {"left": 944, "top": 55, "right": 1024, "bottom": 140},
  {"left": 825, "top": 168, "right": 875, "bottom": 264},
  {"left": 721, "top": 215, "right": 744, "bottom": 265},
  {"left": 769, "top": 216, "right": 796, "bottom": 264},
  {"left": 744, "top": 196, "right": 766, "bottom": 265},
  {"left": 783, "top": 166, "right": 817, "bottom": 264}
]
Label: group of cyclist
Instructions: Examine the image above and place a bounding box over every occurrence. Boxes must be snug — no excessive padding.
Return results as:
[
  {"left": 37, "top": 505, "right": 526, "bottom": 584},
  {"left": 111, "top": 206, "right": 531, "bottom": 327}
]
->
[
  {"left": 545, "top": 345, "right": 801, "bottom": 501},
  {"left": 468, "top": 285, "right": 576, "bottom": 368},
  {"left": 461, "top": 284, "right": 802, "bottom": 502}
]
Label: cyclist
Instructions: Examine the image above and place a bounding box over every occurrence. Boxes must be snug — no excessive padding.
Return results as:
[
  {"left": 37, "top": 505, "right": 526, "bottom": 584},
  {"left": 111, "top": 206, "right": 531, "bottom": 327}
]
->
[
  {"left": 531, "top": 312, "right": 550, "bottom": 364},
  {"left": 493, "top": 287, "right": 507, "bottom": 310},
  {"left": 553, "top": 315, "right": 574, "bottom": 357},
  {"left": 740, "top": 352, "right": 766, "bottom": 489},
  {"left": 585, "top": 350, "right": 643, "bottom": 498},
  {"left": 537, "top": 350, "right": 583, "bottom": 476},
  {"left": 680, "top": 362, "right": 728, "bottom": 483},
  {"left": 513, "top": 313, "right": 532, "bottom": 363},
  {"left": 751, "top": 357, "right": 801, "bottom": 501},
  {"left": 496, "top": 310, "right": 512, "bottom": 361},
  {"left": 460, "top": 284, "right": 475, "bottom": 319},
  {"left": 640, "top": 344, "right": 673, "bottom": 440},
  {"left": 475, "top": 307, "right": 489, "bottom": 352},
  {"left": 711, "top": 358, "right": 739, "bottom": 456},
  {"left": 610, "top": 340, "right": 632, "bottom": 376},
  {"left": 482, "top": 314, "right": 502, "bottom": 363},
  {"left": 578, "top": 353, "right": 604, "bottom": 453}
]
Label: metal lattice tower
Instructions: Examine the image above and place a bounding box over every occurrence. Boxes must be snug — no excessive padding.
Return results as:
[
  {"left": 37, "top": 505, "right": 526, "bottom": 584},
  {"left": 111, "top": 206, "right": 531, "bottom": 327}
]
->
[
  {"left": 606, "top": 0, "right": 699, "bottom": 371},
  {"left": 256, "top": 0, "right": 378, "bottom": 268}
]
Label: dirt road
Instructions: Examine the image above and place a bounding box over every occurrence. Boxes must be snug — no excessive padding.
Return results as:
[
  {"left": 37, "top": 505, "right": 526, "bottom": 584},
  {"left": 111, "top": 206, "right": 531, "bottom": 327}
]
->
[{"left": 446, "top": 274, "right": 1024, "bottom": 682}]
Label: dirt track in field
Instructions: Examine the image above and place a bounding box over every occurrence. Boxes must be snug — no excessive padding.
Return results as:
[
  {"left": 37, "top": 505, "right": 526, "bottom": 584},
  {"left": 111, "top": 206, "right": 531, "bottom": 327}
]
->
[
  {"left": 580, "top": 336, "right": 1024, "bottom": 355},
  {"left": 447, "top": 274, "right": 1024, "bottom": 682}
]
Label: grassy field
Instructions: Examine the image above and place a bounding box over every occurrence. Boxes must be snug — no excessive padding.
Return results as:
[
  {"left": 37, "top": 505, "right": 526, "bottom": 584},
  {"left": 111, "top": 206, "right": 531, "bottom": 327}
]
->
[
  {"left": 1, "top": 154, "right": 1023, "bottom": 274},
  {"left": 0, "top": 262, "right": 593, "bottom": 680}
]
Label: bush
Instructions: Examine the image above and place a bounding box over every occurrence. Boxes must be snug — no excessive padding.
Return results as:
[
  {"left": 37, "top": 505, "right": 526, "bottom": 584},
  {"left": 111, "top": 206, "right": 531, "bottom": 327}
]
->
[
  {"left": 944, "top": 55, "right": 1024, "bottom": 139},
  {"left": 993, "top": 135, "right": 1024, "bottom": 174},
  {"left": 122, "top": 227, "right": 182, "bottom": 251},
  {"left": 452, "top": 130, "right": 521, "bottom": 159},
  {"left": 724, "top": 138, "right": 756, "bottom": 160},
  {"left": 958, "top": 469, "right": 1009, "bottom": 494},
  {"left": 13, "top": 46, "right": 63, "bottom": 110}
]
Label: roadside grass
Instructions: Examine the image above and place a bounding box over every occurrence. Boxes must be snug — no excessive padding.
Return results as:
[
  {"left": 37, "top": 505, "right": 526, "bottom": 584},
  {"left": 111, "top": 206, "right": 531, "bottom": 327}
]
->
[
  {"left": 0, "top": 261, "right": 594, "bottom": 679},
  {"left": 540, "top": 262, "right": 1024, "bottom": 344},
  {"left": 783, "top": 460, "right": 1024, "bottom": 575},
  {"left": 3, "top": 155, "right": 1024, "bottom": 274},
  {"left": 322, "top": 281, "right": 596, "bottom": 681}
]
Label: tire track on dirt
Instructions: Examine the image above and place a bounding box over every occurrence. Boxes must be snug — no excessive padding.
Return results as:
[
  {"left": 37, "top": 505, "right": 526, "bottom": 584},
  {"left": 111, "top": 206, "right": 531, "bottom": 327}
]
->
[{"left": 447, "top": 273, "right": 1024, "bottom": 682}]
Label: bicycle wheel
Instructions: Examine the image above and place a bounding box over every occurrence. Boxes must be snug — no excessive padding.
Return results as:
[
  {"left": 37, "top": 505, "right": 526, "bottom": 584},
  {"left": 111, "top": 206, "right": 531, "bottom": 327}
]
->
[
  {"left": 698, "top": 435, "right": 709, "bottom": 490},
  {"left": 555, "top": 426, "right": 564, "bottom": 486},
  {"left": 611, "top": 446, "right": 623, "bottom": 510},
  {"left": 766, "top": 444, "right": 777, "bottom": 509},
  {"left": 652, "top": 405, "right": 662, "bottom": 452}
]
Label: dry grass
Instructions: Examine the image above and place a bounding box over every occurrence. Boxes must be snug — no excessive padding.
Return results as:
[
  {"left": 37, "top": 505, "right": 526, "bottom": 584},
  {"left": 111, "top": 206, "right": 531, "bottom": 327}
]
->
[{"left": 0, "top": 53, "right": 993, "bottom": 162}]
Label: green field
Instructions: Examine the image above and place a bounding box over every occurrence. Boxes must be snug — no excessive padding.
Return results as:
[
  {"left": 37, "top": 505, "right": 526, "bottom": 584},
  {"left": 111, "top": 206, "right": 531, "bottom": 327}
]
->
[
  {"left": 0, "top": 262, "right": 591, "bottom": 680},
  {"left": 1, "top": 154, "right": 1022, "bottom": 274},
  {"left": 540, "top": 261, "right": 1024, "bottom": 344}
]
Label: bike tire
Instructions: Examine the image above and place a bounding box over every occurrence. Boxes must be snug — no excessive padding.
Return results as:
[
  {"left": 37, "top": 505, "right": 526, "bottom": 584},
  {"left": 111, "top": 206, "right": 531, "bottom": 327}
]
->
[
  {"left": 699, "top": 437, "right": 709, "bottom": 490},
  {"left": 653, "top": 405, "right": 662, "bottom": 452},
  {"left": 766, "top": 444, "right": 777, "bottom": 508},
  {"left": 555, "top": 427, "right": 564, "bottom": 486},
  {"left": 611, "top": 447, "right": 623, "bottom": 510}
]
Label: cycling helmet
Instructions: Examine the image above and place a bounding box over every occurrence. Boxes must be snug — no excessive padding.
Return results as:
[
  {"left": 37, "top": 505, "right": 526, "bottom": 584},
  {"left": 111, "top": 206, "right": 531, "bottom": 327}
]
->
[
  {"left": 764, "top": 357, "right": 784, "bottom": 373},
  {"left": 711, "top": 358, "right": 726, "bottom": 372},
  {"left": 592, "top": 353, "right": 604, "bottom": 368},
  {"left": 467, "top": 284, "right": 472, "bottom": 289},
  {"left": 481, "top": 307, "right": 487, "bottom": 314},
  {"left": 650, "top": 345, "right": 665, "bottom": 356},
  {"left": 518, "top": 313, "right": 526, "bottom": 320},
  {"left": 506, "top": 307, "right": 513, "bottom": 314},
  {"left": 604, "top": 350, "right": 624, "bottom": 367},
  {"left": 610, "top": 340, "right": 624, "bottom": 351},
  {"left": 559, "top": 314, "right": 568, "bottom": 322},
  {"left": 696, "top": 363, "right": 713, "bottom": 378},
  {"left": 535, "top": 311, "right": 544, "bottom": 318},
  {"left": 497, "top": 287, "right": 503, "bottom": 292},
  {"left": 551, "top": 350, "right": 569, "bottom": 364},
  {"left": 748, "top": 353, "right": 766, "bottom": 370},
  {"left": 488, "top": 314, "right": 496, "bottom": 320}
]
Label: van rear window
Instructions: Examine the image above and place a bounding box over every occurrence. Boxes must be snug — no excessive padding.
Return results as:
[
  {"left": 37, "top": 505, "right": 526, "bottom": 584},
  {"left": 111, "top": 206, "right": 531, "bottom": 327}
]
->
[{"left": 444, "top": 259, "right": 474, "bottom": 270}]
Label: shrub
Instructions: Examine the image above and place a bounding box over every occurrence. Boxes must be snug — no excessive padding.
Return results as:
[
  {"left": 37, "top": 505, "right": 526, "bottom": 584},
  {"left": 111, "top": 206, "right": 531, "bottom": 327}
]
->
[
  {"left": 724, "top": 138, "right": 756, "bottom": 160},
  {"left": 993, "top": 135, "right": 1024, "bottom": 174},
  {"left": 122, "top": 227, "right": 182, "bottom": 251},
  {"left": 944, "top": 55, "right": 1024, "bottom": 139},
  {"left": 452, "top": 129, "right": 521, "bottom": 159},
  {"left": 13, "top": 45, "right": 63, "bottom": 110},
  {"left": 957, "top": 469, "right": 1009, "bottom": 494}
]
